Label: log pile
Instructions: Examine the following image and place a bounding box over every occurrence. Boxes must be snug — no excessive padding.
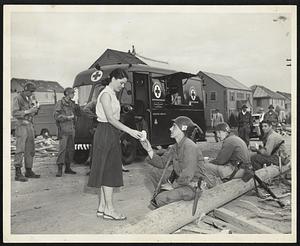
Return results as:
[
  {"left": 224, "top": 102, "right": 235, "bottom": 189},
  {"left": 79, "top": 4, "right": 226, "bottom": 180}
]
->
[
  {"left": 11, "top": 135, "right": 59, "bottom": 157},
  {"left": 105, "top": 163, "right": 290, "bottom": 234}
]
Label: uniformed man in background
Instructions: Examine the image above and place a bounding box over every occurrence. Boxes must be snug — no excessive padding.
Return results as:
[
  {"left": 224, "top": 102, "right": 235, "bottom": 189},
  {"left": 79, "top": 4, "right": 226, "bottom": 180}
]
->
[
  {"left": 54, "top": 87, "right": 81, "bottom": 177},
  {"left": 263, "top": 104, "right": 279, "bottom": 129},
  {"left": 12, "top": 82, "right": 40, "bottom": 182},
  {"left": 237, "top": 104, "right": 252, "bottom": 146}
]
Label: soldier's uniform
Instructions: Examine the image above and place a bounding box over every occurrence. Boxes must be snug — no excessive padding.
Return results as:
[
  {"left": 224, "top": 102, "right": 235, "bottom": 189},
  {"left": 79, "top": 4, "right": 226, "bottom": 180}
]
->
[
  {"left": 237, "top": 105, "right": 252, "bottom": 146},
  {"left": 12, "top": 82, "right": 40, "bottom": 181},
  {"left": 54, "top": 89, "right": 80, "bottom": 176},
  {"left": 204, "top": 123, "right": 251, "bottom": 181},
  {"left": 146, "top": 117, "right": 219, "bottom": 208},
  {"left": 251, "top": 128, "right": 289, "bottom": 170},
  {"left": 263, "top": 105, "right": 278, "bottom": 128}
]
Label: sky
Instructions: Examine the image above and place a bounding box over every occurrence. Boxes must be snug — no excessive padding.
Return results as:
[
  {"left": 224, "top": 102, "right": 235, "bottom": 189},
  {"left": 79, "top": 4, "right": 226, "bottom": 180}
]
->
[{"left": 7, "top": 5, "right": 295, "bottom": 93}]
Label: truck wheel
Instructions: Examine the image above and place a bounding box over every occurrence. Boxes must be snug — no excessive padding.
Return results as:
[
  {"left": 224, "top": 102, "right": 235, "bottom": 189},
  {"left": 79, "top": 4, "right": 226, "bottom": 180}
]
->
[
  {"left": 120, "top": 133, "right": 137, "bottom": 165},
  {"left": 73, "top": 149, "right": 89, "bottom": 164}
]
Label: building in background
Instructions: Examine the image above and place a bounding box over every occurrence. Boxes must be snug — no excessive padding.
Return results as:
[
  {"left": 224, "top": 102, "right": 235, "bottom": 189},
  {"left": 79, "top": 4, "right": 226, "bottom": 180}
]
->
[
  {"left": 89, "top": 48, "right": 146, "bottom": 68},
  {"left": 276, "top": 91, "right": 291, "bottom": 115},
  {"left": 251, "top": 85, "right": 286, "bottom": 114},
  {"left": 197, "top": 71, "right": 253, "bottom": 128}
]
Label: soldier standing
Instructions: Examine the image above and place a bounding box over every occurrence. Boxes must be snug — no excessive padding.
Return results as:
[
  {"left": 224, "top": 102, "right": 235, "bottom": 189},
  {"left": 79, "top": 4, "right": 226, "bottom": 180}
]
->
[
  {"left": 263, "top": 104, "right": 279, "bottom": 129},
  {"left": 12, "top": 82, "right": 40, "bottom": 182},
  {"left": 237, "top": 105, "right": 252, "bottom": 146},
  {"left": 54, "top": 87, "right": 81, "bottom": 177},
  {"left": 211, "top": 109, "right": 224, "bottom": 142}
]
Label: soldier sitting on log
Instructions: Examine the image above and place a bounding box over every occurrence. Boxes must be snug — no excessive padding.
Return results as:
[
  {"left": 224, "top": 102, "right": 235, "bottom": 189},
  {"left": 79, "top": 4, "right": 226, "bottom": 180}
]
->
[
  {"left": 249, "top": 120, "right": 290, "bottom": 170},
  {"left": 203, "top": 122, "right": 251, "bottom": 183},
  {"left": 140, "top": 116, "right": 219, "bottom": 208}
]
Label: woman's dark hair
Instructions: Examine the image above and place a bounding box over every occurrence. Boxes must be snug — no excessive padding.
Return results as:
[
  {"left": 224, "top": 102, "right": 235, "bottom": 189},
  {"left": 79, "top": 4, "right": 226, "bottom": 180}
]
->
[
  {"left": 110, "top": 68, "right": 128, "bottom": 80},
  {"left": 101, "top": 68, "right": 128, "bottom": 86}
]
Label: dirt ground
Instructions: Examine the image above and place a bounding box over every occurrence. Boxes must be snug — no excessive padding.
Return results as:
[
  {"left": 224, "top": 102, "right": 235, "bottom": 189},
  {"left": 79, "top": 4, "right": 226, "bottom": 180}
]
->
[{"left": 10, "top": 134, "right": 292, "bottom": 234}]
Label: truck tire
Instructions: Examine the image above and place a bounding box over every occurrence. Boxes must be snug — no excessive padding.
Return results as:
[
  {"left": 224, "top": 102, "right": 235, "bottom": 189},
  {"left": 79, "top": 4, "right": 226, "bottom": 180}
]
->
[
  {"left": 73, "top": 149, "right": 89, "bottom": 164},
  {"left": 120, "top": 133, "right": 137, "bottom": 165}
]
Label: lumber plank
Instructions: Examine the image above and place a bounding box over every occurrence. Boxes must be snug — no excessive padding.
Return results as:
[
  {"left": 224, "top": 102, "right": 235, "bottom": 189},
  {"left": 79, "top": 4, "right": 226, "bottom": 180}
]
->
[
  {"left": 214, "top": 207, "right": 281, "bottom": 234},
  {"left": 103, "top": 163, "right": 290, "bottom": 234},
  {"left": 201, "top": 215, "right": 244, "bottom": 233}
]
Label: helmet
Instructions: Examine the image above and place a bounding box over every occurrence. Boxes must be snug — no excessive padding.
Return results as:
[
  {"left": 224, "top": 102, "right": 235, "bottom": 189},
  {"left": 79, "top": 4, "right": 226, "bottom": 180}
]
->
[
  {"left": 214, "top": 122, "right": 231, "bottom": 133},
  {"left": 24, "top": 82, "right": 37, "bottom": 92},
  {"left": 172, "top": 116, "right": 194, "bottom": 132},
  {"left": 64, "top": 87, "right": 75, "bottom": 96}
]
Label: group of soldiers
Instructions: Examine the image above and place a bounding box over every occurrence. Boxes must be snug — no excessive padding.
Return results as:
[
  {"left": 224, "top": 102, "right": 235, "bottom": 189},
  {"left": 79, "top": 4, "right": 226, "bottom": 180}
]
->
[
  {"left": 12, "top": 82, "right": 80, "bottom": 181},
  {"left": 12, "top": 82, "right": 290, "bottom": 210},
  {"left": 212, "top": 104, "right": 282, "bottom": 147}
]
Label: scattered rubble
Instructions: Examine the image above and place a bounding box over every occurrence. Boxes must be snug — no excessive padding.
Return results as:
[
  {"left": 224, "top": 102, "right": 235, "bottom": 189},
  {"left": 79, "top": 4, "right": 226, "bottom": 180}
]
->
[{"left": 11, "top": 135, "right": 59, "bottom": 157}]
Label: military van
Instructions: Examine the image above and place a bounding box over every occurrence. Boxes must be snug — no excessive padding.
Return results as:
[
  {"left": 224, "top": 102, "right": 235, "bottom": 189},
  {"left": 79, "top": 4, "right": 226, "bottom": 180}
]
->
[{"left": 73, "top": 64, "right": 206, "bottom": 164}]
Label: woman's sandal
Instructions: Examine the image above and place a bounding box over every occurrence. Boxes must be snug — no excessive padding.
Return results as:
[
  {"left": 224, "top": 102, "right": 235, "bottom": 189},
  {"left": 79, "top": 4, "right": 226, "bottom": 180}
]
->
[
  {"left": 103, "top": 213, "right": 127, "bottom": 221},
  {"left": 96, "top": 210, "right": 104, "bottom": 217}
]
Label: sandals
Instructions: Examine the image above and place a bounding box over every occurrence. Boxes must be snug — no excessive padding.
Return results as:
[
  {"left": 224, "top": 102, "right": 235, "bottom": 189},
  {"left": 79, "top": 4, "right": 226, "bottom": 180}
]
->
[
  {"left": 96, "top": 210, "right": 104, "bottom": 217},
  {"left": 103, "top": 213, "right": 127, "bottom": 221}
]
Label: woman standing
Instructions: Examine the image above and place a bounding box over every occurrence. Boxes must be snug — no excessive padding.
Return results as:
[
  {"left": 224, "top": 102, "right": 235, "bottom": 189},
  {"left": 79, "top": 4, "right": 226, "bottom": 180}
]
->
[{"left": 87, "top": 68, "right": 142, "bottom": 220}]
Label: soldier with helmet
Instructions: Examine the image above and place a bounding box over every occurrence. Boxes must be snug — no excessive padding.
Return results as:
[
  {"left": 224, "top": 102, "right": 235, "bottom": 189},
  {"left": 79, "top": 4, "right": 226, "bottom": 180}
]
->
[
  {"left": 12, "top": 81, "right": 40, "bottom": 182},
  {"left": 263, "top": 104, "right": 279, "bottom": 129},
  {"left": 203, "top": 122, "right": 251, "bottom": 182},
  {"left": 140, "top": 116, "right": 218, "bottom": 208},
  {"left": 54, "top": 87, "right": 81, "bottom": 177}
]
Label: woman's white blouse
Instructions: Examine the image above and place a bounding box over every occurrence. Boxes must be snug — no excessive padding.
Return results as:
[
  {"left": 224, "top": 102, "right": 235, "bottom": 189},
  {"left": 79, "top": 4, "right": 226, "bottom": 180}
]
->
[{"left": 96, "top": 86, "right": 120, "bottom": 122}]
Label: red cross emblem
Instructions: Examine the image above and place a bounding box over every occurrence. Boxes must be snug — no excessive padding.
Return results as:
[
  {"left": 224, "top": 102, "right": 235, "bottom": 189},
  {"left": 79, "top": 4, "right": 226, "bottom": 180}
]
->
[{"left": 91, "top": 70, "right": 103, "bottom": 82}]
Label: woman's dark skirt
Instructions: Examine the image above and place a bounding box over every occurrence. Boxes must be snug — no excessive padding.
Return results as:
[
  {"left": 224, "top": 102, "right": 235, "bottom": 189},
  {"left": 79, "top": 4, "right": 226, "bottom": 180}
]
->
[{"left": 87, "top": 122, "right": 123, "bottom": 188}]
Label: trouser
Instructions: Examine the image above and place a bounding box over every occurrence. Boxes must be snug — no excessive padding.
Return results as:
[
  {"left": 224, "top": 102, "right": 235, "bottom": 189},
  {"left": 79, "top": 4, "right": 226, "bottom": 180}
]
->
[
  {"left": 238, "top": 125, "right": 250, "bottom": 146},
  {"left": 14, "top": 123, "right": 35, "bottom": 168},
  {"left": 147, "top": 166, "right": 195, "bottom": 207},
  {"left": 250, "top": 154, "right": 279, "bottom": 170},
  {"left": 56, "top": 134, "right": 75, "bottom": 166},
  {"left": 203, "top": 162, "right": 245, "bottom": 181}
]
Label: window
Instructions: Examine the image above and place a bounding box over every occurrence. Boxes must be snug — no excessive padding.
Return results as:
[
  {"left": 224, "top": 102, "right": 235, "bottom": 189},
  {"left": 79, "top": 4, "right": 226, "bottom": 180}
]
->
[
  {"left": 210, "top": 92, "right": 216, "bottom": 101},
  {"left": 229, "top": 92, "right": 235, "bottom": 101},
  {"left": 257, "top": 98, "right": 262, "bottom": 107},
  {"left": 237, "top": 92, "right": 245, "bottom": 99},
  {"left": 76, "top": 85, "right": 92, "bottom": 106},
  {"left": 119, "top": 81, "right": 133, "bottom": 105}
]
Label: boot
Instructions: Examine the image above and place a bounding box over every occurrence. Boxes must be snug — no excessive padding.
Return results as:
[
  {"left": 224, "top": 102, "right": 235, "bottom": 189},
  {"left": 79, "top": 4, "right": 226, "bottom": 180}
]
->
[
  {"left": 56, "top": 164, "right": 63, "bottom": 177},
  {"left": 25, "top": 168, "right": 40, "bottom": 178},
  {"left": 15, "top": 167, "right": 28, "bottom": 182},
  {"left": 65, "top": 163, "right": 76, "bottom": 174}
]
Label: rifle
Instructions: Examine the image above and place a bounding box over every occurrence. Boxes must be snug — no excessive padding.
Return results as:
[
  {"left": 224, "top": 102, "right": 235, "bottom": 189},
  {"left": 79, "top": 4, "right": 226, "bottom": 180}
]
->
[
  {"left": 150, "top": 155, "right": 173, "bottom": 207},
  {"left": 253, "top": 173, "right": 285, "bottom": 208}
]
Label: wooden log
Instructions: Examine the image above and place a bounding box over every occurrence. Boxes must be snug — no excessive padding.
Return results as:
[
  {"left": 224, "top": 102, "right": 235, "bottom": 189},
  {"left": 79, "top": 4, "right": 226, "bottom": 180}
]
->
[
  {"left": 214, "top": 207, "right": 281, "bottom": 234},
  {"left": 106, "top": 163, "right": 290, "bottom": 234}
]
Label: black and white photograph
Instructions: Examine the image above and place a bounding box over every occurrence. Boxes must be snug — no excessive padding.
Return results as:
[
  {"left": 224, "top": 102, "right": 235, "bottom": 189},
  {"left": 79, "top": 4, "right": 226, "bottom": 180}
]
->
[{"left": 3, "top": 4, "right": 297, "bottom": 243}]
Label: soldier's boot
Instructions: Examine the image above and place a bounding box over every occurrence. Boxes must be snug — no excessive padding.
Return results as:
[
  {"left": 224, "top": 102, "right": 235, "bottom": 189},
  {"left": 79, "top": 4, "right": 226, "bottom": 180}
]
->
[
  {"left": 65, "top": 163, "right": 76, "bottom": 174},
  {"left": 56, "top": 164, "right": 63, "bottom": 177},
  {"left": 15, "top": 167, "right": 28, "bottom": 182},
  {"left": 25, "top": 168, "right": 41, "bottom": 178}
]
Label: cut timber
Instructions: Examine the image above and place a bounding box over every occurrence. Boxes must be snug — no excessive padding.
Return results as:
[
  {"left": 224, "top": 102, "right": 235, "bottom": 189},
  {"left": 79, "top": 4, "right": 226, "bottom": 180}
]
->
[
  {"left": 201, "top": 215, "right": 244, "bottom": 233},
  {"left": 214, "top": 207, "right": 281, "bottom": 234},
  {"left": 104, "top": 163, "right": 290, "bottom": 234}
]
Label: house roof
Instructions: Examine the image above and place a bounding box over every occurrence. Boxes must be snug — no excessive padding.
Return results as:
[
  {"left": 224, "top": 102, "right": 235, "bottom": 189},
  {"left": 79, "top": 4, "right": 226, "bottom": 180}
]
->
[
  {"left": 276, "top": 91, "right": 291, "bottom": 101},
  {"left": 89, "top": 49, "right": 147, "bottom": 69},
  {"left": 251, "top": 85, "right": 286, "bottom": 99},
  {"left": 11, "top": 78, "right": 64, "bottom": 93},
  {"left": 199, "top": 71, "right": 251, "bottom": 91}
]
